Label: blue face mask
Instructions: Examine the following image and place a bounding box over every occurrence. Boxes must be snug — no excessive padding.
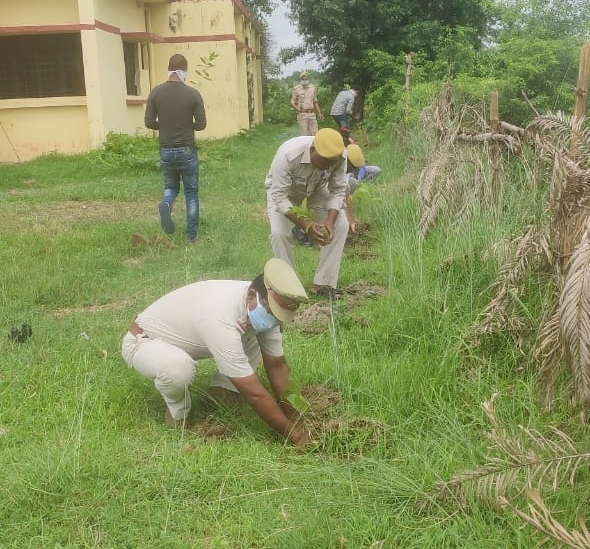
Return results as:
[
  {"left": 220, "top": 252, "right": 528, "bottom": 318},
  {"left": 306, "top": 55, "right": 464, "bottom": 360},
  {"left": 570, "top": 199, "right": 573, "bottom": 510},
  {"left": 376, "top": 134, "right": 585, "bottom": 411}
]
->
[{"left": 248, "top": 293, "right": 280, "bottom": 332}]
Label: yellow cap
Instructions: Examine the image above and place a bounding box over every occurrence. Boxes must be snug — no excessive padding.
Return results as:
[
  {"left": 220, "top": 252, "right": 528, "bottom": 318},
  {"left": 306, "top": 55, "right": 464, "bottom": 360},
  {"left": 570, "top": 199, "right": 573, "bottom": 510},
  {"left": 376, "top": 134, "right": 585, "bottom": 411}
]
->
[
  {"left": 346, "top": 144, "right": 365, "bottom": 167},
  {"left": 300, "top": 71, "right": 309, "bottom": 78},
  {"left": 264, "top": 258, "right": 308, "bottom": 323},
  {"left": 313, "top": 128, "right": 344, "bottom": 160}
]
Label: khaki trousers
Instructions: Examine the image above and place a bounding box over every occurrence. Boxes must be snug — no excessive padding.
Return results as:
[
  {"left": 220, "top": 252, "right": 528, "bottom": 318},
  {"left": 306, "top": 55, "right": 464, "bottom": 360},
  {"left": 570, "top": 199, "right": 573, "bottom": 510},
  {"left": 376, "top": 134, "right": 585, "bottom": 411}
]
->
[
  {"left": 267, "top": 188, "right": 348, "bottom": 289},
  {"left": 122, "top": 333, "right": 261, "bottom": 419},
  {"left": 297, "top": 112, "right": 318, "bottom": 136}
]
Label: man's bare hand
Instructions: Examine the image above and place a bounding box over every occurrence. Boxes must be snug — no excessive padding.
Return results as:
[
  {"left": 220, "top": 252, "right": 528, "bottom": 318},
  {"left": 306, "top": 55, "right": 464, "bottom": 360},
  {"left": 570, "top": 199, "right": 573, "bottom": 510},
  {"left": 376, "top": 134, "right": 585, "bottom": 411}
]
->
[
  {"left": 289, "top": 426, "right": 312, "bottom": 447},
  {"left": 306, "top": 222, "right": 332, "bottom": 246}
]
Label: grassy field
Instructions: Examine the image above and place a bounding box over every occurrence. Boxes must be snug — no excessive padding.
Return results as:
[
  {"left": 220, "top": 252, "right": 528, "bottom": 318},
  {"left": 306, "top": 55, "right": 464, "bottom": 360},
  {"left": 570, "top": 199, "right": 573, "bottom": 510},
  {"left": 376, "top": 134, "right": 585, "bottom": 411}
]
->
[{"left": 0, "top": 123, "right": 586, "bottom": 548}]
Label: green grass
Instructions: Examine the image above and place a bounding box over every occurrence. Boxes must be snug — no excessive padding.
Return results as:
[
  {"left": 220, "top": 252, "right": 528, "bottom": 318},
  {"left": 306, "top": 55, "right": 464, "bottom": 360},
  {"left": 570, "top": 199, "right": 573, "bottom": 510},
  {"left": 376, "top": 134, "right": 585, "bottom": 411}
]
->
[{"left": 0, "top": 124, "right": 586, "bottom": 548}]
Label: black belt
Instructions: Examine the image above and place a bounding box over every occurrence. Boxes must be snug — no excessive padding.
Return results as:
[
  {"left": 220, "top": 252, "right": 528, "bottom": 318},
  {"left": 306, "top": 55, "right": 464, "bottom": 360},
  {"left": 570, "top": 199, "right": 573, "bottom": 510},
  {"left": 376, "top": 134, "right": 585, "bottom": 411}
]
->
[{"left": 160, "top": 146, "right": 195, "bottom": 152}]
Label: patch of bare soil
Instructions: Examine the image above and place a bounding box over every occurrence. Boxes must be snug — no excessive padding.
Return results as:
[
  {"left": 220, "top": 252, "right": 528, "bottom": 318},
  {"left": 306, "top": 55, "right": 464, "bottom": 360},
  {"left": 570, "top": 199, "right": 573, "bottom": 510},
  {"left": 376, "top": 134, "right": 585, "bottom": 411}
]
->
[
  {"left": 50, "top": 301, "right": 131, "bottom": 317},
  {"left": 307, "top": 417, "right": 391, "bottom": 452},
  {"left": 4, "top": 200, "right": 154, "bottom": 231},
  {"left": 302, "top": 384, "right": 343, "bottom": 419},
  {"left": 345, "top": 232, "right": 379, "bottom": 260},
  {"left": 182, "top": 384, "right": 389, "bottom": 452},
  {"left": 186, "top": 415, "right": 230, "bottom": 441},
  {"left": 298, "top": 384, "right": 390, "bottom": 451},
  {"left": 292, "top": 280, "right": 387, "bottom": 334}
]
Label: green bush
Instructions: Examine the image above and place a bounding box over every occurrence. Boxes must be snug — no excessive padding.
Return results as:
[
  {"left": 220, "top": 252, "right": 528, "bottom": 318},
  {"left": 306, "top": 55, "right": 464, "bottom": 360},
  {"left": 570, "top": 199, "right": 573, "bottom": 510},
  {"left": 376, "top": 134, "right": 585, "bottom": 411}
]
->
[{"left": 87, "top": 132, "right": 159, "bottom": 173}]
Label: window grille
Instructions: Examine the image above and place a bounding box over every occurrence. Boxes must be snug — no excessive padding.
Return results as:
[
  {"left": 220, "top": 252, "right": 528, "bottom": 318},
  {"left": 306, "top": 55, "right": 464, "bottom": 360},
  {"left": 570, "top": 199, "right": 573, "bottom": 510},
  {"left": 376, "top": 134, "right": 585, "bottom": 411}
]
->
[
  {"left": 123, "top": 42, "right": 138, "bottom": 96},
  {"left": 0, "top": 34, "right": 85, "bottom": 99}
]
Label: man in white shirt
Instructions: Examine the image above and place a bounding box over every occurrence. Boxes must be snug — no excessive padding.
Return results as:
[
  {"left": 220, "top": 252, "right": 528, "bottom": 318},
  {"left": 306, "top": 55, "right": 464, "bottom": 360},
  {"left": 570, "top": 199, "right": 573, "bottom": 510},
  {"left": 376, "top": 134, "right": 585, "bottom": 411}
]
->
[
  {"left": 121, "top": 258, "right": 311, "bottom": 446},
  {"left": 265, "top": 128, "right": 349, "bottom": 297}
]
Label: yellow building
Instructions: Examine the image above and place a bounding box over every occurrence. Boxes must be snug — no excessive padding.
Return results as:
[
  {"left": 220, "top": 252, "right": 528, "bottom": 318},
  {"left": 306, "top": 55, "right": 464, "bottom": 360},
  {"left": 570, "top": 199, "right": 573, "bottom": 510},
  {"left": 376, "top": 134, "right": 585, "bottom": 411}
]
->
[{"left": 0, "top": 0, "right": 264, "bottom": 162}]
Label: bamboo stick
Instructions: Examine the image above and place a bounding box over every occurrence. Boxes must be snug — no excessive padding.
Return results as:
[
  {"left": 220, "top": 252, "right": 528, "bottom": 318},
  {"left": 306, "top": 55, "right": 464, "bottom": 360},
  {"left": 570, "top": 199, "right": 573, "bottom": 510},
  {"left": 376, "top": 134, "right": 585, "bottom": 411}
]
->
[{"left": 570, "top": 42, "right": 590, "bottom": 159}]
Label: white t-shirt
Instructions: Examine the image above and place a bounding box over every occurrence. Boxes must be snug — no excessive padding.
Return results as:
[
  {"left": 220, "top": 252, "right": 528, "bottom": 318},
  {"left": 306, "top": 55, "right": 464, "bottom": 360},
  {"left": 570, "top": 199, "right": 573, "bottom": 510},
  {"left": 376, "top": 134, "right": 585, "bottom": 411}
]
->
[{"left": 136, "top": 280, "right": 283, "bottom": 378}]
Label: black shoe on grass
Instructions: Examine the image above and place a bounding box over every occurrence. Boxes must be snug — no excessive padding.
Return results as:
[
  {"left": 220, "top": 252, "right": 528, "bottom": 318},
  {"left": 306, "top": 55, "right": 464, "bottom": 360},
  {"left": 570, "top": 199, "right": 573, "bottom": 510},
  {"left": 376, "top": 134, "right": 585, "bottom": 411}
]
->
[
  {"left": 158, "top": 201, "right": 175, "bottom": 234},
  {"left": 292, "top": 226, "right": 311, "bottom": 246}
]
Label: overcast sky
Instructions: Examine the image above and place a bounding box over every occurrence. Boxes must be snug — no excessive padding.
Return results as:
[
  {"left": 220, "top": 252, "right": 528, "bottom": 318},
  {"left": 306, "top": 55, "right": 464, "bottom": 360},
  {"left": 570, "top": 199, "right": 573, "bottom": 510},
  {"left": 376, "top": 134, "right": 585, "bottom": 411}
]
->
[{"left": 267, "top": 4, "right": 322, "bottom": 77}]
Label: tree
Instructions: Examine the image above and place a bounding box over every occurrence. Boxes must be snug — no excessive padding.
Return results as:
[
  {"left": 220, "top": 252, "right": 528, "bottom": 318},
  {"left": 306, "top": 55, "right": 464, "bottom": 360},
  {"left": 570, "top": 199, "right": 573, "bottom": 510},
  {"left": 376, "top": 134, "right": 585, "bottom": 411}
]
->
[
  {"left": 241, "top": 0, "right": 277, "bottom": 20},
  {"left": 281, "top": 0, "right": 491, "bottom": 91},
  {"left": 492, "top": 0, "right": 590, "bottom": 42}
]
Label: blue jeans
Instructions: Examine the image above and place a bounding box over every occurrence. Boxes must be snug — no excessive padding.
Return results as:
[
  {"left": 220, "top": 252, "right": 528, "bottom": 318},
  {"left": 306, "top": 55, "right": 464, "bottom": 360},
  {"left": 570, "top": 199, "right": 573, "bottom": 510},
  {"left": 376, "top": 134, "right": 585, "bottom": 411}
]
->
[
  {"left": 159, "top": 146, "right": 199, "bottom": 241},
  {"left": 332, "top": 114, "right": 350, "bottom": 128}
]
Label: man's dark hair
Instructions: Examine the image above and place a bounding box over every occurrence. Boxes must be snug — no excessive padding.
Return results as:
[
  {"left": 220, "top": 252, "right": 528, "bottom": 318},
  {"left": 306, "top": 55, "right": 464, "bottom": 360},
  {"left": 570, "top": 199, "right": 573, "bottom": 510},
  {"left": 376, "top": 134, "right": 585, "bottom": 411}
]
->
[
  {"left": 168, "top": 54, "right": 188, "bottom": 71},
  {"left": 250, "top": 273, "right": 268, "bottom": 299}
]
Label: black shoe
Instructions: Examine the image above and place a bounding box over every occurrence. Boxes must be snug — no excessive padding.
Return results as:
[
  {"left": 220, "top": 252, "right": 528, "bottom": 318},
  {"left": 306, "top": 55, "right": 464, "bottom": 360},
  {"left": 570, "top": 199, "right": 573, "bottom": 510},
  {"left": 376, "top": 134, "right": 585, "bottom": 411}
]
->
[
  {"left": 292, "top": 226, "right": 311, "bottom": 246},
  {"left": 158, "top": 201, "right": 175, "bottom": 234},
  {"left": 309, "top": 286, "right": 343, "bottom": 299}
]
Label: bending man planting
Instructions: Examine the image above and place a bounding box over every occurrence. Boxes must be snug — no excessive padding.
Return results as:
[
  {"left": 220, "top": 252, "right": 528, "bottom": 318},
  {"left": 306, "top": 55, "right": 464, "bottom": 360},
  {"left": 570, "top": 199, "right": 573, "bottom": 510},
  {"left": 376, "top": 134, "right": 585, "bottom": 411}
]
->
[
  {"left": 265, "top": 127, "right": 349, "bottom": 298},
  {"left": 121, "top": 258, "right": 311, "bottom": 446}
]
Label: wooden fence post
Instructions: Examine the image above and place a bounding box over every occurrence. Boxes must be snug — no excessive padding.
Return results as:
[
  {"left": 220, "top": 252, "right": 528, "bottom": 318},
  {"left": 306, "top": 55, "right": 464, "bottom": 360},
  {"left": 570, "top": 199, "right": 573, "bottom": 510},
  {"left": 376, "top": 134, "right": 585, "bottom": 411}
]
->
[
  {"left": 570, "top": 42, "right": 590, "bottom": 159},
  {"left": 490, "top": 90, "right": 501, "bottom": 207},
  {"left": 404, "top": 53, "right": 413, "bottom": 91}
]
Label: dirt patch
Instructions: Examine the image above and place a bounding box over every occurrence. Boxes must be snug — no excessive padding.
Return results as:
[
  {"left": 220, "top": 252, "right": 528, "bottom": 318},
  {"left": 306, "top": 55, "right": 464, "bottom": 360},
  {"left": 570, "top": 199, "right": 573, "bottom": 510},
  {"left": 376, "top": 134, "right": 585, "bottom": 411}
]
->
[
  {"left": 292, "top": 280, "right": 387, "bottom": 334},
  {"left": 183, "top": 384, "right": 389, "bottom": 453},
  {"left": 302, "top": 384, "right": 343, "bottom": 419},
  {"left": 50, "top": 301, "right": 131, "bottom": 317},
  {"left": 186, "top": 415, "right": 230, "bottom": 442},
  {"left": 345, "top": 232, "right": 379, "bottom": 260},
  {"left": 299, "top": 385, "right": 390, "bottom": 450},
  {"left": 3, "top": 200, "right": 154, "bottom": 231}
]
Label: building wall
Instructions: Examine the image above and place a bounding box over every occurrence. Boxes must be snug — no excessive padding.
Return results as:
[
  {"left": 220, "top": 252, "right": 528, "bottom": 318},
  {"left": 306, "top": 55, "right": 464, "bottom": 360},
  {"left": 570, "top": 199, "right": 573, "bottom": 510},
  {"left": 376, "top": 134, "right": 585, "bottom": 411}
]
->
[
  {"left": 1, "top": 0, "right": 79, "bottom": 25},
  {"left": 148, "top": 1, "right": 255, "bottom": 138},
  {"left": 0, "top": 0, "right": 264, "bottom": 163},
  {"left": 0, "top": 102, "right": 90, "bottom": 162}
]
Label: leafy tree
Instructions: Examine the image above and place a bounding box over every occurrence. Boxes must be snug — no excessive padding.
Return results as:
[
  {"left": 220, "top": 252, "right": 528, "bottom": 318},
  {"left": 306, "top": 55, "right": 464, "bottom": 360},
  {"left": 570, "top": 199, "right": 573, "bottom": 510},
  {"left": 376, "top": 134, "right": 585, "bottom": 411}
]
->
[
  {"left": 281, "top": 0, "right": 491, "bottom": 91},
  {"left": 241, "top": 0, "right": 278, "bottom": 20},
  {"left": 492, "top": 0, "right": 590, "bottom": 41}
]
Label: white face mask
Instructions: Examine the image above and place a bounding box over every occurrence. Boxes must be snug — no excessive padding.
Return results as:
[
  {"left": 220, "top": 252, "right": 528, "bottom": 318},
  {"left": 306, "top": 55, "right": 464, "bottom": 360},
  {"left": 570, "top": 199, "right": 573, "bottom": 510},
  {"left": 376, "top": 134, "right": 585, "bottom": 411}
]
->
[
  {"left": 247, "top": 293, "right": 280, "bottom": 333},
  {"left": 301, "top": 79, "right": 309, "bottom": 87},
  {"left": 168, "top": 70, "right": 187, "bottom": 83}
]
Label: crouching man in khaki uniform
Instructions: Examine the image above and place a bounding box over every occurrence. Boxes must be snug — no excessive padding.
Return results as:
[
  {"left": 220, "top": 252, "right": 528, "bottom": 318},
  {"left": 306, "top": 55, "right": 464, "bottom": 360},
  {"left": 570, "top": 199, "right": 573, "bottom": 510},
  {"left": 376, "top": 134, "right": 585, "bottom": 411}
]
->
[
  {"left": 290, "top": 71, "right": 324, "bottom": 136},
  {"left": 265, "top": 128, "right": 349, "bottom": 297},
  {"left": 121, "top": 258, "right": 311, "bottom": 447}
]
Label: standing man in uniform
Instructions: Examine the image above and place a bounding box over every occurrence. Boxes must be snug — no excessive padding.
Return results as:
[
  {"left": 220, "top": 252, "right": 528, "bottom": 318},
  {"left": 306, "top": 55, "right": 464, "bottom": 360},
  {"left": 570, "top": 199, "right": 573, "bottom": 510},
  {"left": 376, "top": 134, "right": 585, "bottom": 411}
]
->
[
  {"left": 121, "top": 258, "right": 312, "bottom": 447},
  {"left": 265, "top": 128, "right": 349, "bottom": 297},
  {"left": 290, "top": 71, "right": 324, "bottom": 136},
  {"left": 145, "top": 53, "right": 207, "bottom": 244}
]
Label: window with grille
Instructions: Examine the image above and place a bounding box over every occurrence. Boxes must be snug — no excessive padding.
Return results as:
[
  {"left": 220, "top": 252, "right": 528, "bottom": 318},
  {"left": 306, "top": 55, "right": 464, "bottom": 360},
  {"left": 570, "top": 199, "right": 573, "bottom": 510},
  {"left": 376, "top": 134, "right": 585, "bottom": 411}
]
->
[
  {"left": 0, "top": 34, "right": 85, "bottom": 99},
  {"left": 123, "top": 41, "right": 139, "bottom": 96}
]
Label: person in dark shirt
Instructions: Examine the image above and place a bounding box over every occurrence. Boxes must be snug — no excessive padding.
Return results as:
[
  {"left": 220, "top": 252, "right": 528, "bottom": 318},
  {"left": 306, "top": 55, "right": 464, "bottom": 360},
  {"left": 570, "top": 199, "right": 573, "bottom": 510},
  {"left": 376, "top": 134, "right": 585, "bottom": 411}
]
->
[{"left": 145, "top": 54, "right": 207, "bottom": 244}]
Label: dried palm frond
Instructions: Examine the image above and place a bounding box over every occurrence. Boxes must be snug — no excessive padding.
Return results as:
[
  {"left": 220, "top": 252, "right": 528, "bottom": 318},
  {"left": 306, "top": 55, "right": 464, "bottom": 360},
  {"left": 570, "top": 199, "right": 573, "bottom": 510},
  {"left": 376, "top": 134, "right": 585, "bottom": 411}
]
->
[
  {"left": 559, "top": 216, "right": 590, "bottom": 405},
  {"left": 527, "top": 112, "right": 584, "bottom": 155},
  {"left": 420, "top": 82, "right": 457, "bottom": 136},
  {"left": 467, "top": 225, "right": 551, "bottom": 342},
  {"left": 554, "top": 167, "right": 590, "bottom": 269},
  {"left": 534, "top": 305, "right": 566, "bottom": 408},
  {"left": 416, "top": 142, "right": 454, "bottom": 211},
  {"left": 500, "top": 489, "right": 590, "bottom": 549},
  {"left": 417, "top": 146, "right": 467, "bottom": 236},
  {"left": 422, "top": 394, "right": 590, "bottom": 513}
]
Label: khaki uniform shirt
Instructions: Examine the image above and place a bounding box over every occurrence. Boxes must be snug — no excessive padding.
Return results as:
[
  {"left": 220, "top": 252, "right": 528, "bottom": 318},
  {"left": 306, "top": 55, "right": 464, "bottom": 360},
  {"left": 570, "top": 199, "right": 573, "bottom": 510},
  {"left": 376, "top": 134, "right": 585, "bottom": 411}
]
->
[
  {"left": 291, "top": 84, "right": 318, "bottom": 111},
  {"left": 264, "top": 136, "right": 348, "bottom": 214},
  {"left": 136, "top": 280, "right": 283, "bottom": 378}
]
